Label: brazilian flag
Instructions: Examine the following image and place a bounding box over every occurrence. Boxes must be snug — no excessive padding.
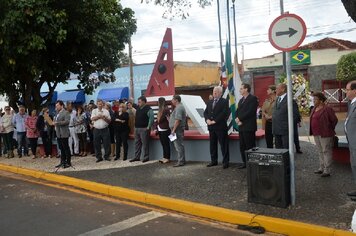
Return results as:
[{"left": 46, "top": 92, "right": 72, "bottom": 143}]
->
[{"left": 225, "top": 40, "right": 238, "bottom": 131}]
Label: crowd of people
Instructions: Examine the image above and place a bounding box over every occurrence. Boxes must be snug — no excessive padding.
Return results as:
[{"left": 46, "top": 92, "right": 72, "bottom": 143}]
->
[
  {"left": 0, "top": 94, "right": 188, "bottom": 168},
  {"left": 0, "top": 80, "right": 355, "bottom": 185},
  {"left": 0, "top": 97, "right": 137, "bottom": 166}
]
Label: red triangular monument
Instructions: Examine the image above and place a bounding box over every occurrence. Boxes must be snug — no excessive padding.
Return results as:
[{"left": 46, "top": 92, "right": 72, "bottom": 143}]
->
[{"left": 145, "top": 28, "right": 175, "bottom": 97}]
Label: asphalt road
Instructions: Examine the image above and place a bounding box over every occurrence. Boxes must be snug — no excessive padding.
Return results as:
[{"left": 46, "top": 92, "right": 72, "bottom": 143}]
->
[{"left": 0, "top": 172, "right": 253, "bottom": 236}]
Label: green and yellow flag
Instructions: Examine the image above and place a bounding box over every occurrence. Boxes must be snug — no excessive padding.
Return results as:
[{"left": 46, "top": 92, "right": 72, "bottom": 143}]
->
[{"left": 225, "top": 40, "right": 238, "bottom": 130}]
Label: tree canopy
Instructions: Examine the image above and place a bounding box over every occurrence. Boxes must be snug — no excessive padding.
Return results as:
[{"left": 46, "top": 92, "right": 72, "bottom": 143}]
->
[
  {"left": 0, "top": 0, "right": 136, "bottom": 110},
  {"left": 141, "top": 0, "right": 212, "bottom": 19},
  {"left": 336, "top": 52, "right": 356, "bottom": 82},
  {"left": 341, "top": 0, "right": 356, "bottom": 22},
  {"left": 143, "top": 0, "right": 355, "bottom": 22}
]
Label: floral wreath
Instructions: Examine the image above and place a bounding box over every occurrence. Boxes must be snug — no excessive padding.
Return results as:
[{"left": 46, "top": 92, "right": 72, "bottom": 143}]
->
[{"left": 280, "top": 74, "right": 312, "bottom": 116}]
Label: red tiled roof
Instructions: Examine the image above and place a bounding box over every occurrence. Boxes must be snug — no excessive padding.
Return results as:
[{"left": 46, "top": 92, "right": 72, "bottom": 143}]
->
[{"left": 298, "top": 37, "right": 356, "bottom": 50}]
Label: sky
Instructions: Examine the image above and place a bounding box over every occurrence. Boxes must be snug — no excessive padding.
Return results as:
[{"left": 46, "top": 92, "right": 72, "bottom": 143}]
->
[{"left": 120, "top": 0, "right": 356, "bottom": 64}]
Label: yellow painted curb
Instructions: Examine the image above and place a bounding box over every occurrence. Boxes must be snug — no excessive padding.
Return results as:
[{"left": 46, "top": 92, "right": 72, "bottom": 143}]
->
[{"left": 0, "top": 163, "right": 354, "bottom": 236}]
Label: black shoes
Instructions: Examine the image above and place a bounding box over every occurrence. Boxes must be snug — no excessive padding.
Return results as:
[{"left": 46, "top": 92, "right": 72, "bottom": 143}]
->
[
  {"left": 321, "top": 173, "right": 330, "bottom": 177},
  {"left": 96, "top": 159, "right": 103, "bottom": 163},
  {"left": 129, "top": 158, "right": 140, "bottom": 162},
  {"left": 142, "top": 159, "right": 149, "bottom": 163},
  {"left": 223, "top": 164, "right": 229, "bottom": 169},
  {"left": 237, "top": 163, "right": 246, "bottom": 169},
  {"left": 206, "top": 162, "right": 218, "bottom": 167},
  {"left": 296, "top": 149, "right": 303, "bottom": 154},
  {"left": 173, "top": 163, "right": 185, "bottom": 167},
  {"left": 314, "top": 170, "right": 323, "bottom": 174},
  {"left": 104, "top": 158, "right": 111, "bottom": 161},
  {"left": 55, "top": 163, "right": 71, "bottom": 168},
  {"left": 347, "top": 191, "right": 356, "bottom": 197},
  {"left": 55, "top": 163, "right": 63, "bottom": 168},
  {"left": 63, "top": 163, "right": 71, "bottom": 169}
]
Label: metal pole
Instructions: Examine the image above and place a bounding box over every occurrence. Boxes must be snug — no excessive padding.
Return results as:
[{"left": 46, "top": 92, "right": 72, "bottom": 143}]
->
[
  {"left": 128, "top": 36, "right": 134, "bottom": 99},
  {"left": 226, "top": 0, "right": 231, "bottom": 45},
  {"left": 217, "top": 0, "right": 224, "bottom": 63},
  {"left": 280, "top": 0, "right": 286, "bottom": 73},
  {"left": 286, "top": 51, "right": 296, "bottom": 206},
  {"left": 232, "top": 0, "right": 238, "bottom": 59}
]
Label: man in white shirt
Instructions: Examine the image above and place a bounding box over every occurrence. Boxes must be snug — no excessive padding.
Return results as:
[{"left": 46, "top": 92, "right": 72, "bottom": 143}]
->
[{"left": 91, "top": 99, "right": 111, "bottom": 162}]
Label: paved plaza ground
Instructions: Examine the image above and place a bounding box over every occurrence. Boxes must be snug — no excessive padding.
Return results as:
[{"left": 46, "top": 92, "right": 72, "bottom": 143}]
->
[{"left": 0, "top": 138, "right": 354, "bottom": 231}]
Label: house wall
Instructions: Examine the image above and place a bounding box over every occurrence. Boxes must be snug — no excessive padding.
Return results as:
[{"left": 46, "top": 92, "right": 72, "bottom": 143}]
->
[{"left": 242, "top": 48, "right": 356, "bottom": 93}]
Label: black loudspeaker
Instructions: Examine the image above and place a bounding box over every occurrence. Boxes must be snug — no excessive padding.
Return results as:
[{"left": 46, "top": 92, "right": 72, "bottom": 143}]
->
[{"left": 246, "top": 148, "right": 290, "bottom": 208}]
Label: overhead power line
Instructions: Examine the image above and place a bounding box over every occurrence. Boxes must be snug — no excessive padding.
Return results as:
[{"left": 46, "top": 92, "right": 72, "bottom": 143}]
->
[{"left": 132, "top": 27, "right": 356, "bottom": 56}]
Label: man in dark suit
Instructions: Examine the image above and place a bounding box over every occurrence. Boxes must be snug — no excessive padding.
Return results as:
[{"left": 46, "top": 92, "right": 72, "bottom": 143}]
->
[
  {"left": 204, "top": 86, "right": 230, "bottom": 169},
  {"left": 235, "top": 83, "right": 259, "bottom": 169},
  {"left": 272, "top": 83, "right": 299, "bottom": 150},
  {"left": 53, "top": 100, "right": 71, "bottom": 168},
  {"left": 344, "top": 81, "right": 356, "bottom": 201},
  {"left": 272, "top": 83, "right": 289, "bottom": 149}
]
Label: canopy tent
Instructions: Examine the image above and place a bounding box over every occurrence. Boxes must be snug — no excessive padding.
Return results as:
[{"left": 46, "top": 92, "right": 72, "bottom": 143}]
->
[
  {"left": 40, "top": 91, "right": 58, "bottom": 104},
  {"left": 57, "top": 90, "right": 85, "bottom": 103},
  {"left": 97, "top": 87, "right": 129, "bottom": 102}
]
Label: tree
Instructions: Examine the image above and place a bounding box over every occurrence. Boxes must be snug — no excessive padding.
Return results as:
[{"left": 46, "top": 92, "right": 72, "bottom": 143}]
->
[
  {"left": 341, "top": 0, "right": 356, "bottom": 22},
  {"left": 0, "top": 0, "right": 136, "bottom": 111},
  {"left": 144, "top": 0, "right": 356, "bottom": 22},
  {"left": 141, "top": 0, "right": 212, "bottom": 19},
  {"left": 336, "top": 52, "right": 356, "bottom": 82}
]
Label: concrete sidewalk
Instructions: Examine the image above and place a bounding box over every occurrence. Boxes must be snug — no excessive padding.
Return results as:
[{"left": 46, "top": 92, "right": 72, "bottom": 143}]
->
[{"left": 0, "top": 138, "right": 355, "bottom": 235}]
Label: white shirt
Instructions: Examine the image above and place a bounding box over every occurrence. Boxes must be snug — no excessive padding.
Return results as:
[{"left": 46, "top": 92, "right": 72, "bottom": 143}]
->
[
  {"left": 352, "top": 97, "right": 356, "bottom": 105},
  {"left": 91, "top": 108, "right": 111, "bottom": 129},
  {"left": 69, "top": 110, "right": 77, "bottom": 127},
  {"left": 278, "top": 93, "right": 287, "bottom": 103},
  {"left": 345, "top": 97, "right": 356, "bottom": 133}
]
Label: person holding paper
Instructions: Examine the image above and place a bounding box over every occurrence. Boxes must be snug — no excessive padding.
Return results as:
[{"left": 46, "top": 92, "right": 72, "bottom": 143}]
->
[
  {"left": 204, "top": 86, "right": 230, "bottom": 169},
  {"left": 169, "top": 95, "right": 186, "bottom": 167}
]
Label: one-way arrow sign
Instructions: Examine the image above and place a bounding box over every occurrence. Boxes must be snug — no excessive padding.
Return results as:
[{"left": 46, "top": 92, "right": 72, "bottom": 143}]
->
[
  {"left": 269, "top": 13, "right": 306, "bottom": 52},
  {"left": 276, "top": 27, "right": 298, "bottom": 37}
]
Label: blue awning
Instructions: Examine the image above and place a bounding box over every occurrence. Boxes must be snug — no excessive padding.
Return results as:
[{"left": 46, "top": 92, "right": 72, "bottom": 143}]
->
[
  {"left": 58, "top": 90, "right": 85, "bottom": 103},
  {"left": 41, "top": 91, "right": 58, "bottom": 104},
  {"left": 97, "top": 87, "right": 129, "bottom": 102}
]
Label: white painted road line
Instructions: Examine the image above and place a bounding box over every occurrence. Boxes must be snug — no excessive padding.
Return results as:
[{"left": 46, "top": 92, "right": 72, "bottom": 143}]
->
[{"left": 79, "top": 211, "right": 166, "bottom": 236}]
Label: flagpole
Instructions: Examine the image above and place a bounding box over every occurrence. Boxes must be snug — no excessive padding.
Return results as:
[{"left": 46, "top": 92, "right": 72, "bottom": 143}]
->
[
  {"left": 232, "top": 0, "right": 238, "bottom": 60},
  {"left": 217, "top": 0, "right": 224, "bottom": 63},
  {"left": 226, "top": 0, "right": 231, "bottom": 45}
]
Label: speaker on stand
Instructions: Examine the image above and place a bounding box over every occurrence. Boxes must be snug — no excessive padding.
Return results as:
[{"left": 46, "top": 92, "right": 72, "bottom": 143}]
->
[{"left": 246, "top": 148, "right": 290, "bottom": 208}]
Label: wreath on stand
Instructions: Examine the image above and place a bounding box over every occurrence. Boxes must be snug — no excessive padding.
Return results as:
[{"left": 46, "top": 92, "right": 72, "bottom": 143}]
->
[{"left": 280, "top": 73, "right": 312, "bottom": 116}]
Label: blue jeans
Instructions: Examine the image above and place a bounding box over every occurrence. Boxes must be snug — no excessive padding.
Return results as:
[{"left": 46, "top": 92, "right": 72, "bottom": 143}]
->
[{"left": 17, "top": 132, "right": 28, "bottom": 156}]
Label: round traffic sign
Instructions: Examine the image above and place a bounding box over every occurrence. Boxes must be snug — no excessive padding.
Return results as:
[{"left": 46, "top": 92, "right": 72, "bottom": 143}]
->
[{"left": 268, "top": 13, "right": 307, "bottom": 52}]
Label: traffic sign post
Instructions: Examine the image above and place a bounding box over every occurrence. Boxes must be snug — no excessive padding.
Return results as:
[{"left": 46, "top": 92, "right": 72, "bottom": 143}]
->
[
  {"left": 269, "top": 13, "right": 307, "bottom": 206},
  {"left": 269, "top": 13, "right": 307, "bottom": 52}
]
